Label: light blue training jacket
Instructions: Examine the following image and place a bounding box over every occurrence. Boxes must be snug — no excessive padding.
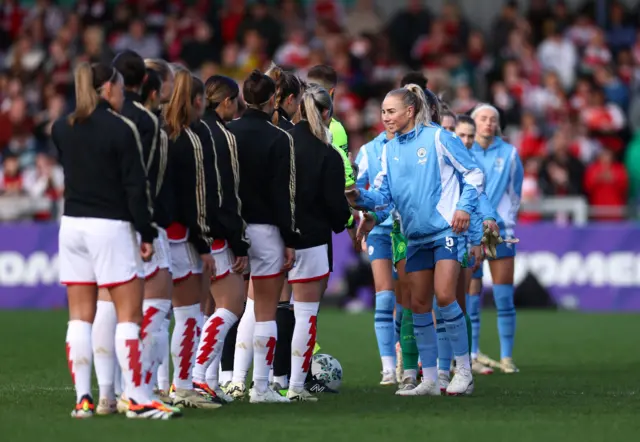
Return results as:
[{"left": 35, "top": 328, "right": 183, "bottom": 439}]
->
[
  {"left": 355, "top": 131, "right": 393, "bottom": 236},
  {"left": 470, "top": 137, "right": 524, "bottom": 236},
  {"left": 354, "top": 123, "right": 493, "bottom": 245}
]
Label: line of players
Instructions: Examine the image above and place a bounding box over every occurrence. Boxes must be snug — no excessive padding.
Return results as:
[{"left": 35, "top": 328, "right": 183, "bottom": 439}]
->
[
  {"left": 57, "top": 50, "right": 355, "bottom": 419},
  {"left": 354, "top": 73, "right": 523, "bottom": 395}
]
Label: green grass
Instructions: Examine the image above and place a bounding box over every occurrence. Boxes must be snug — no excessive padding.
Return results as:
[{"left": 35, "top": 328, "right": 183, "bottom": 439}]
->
[{"left": 0, "top": 309, "right": 638, "bottom": 440}]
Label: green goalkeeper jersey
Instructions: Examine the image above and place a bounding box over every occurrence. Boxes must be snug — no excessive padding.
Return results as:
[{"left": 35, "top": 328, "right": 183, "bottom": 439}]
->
[{"left": 329, "top": 118, "right": 355, "bottom": 187}]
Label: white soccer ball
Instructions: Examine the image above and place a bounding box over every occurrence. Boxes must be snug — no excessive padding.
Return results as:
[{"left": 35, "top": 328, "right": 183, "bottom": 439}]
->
[{"left": 311, "top": 353, "right": 342, "bottom": 391}]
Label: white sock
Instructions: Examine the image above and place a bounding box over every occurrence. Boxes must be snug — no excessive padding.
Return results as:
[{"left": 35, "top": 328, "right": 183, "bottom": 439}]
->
[
  {"left": 92, "top": 301, "right": 116, "bottom": 401},
  {"left": 381, "top": 356, "right": 395, "bottom": 374},
  {"left": 471, "top": 352, "right": 478, "bottom": 360},
  {"left": 273, "top": 375, "right": 288, "bottom": 389},
  {"left": 252, "top": 320, "right": 277, "bottom": 393},
  {"left": 115, "top": 322, "right": 150, "bottom": 404},
  {"left": 438, "top": 369, "right": 450, "bottom": 379},
  {"left": 219, "top": 370, "right": 232, "bottom": 385},
  {"left": 193, "top": 314, "right": 209, "bottom": 381},
  {"left": 205, "top": 352, "right": 222, "bottom": 389},
  {"left": 66, "top": 320, "right": 93, "bottom": 402},
  {"left": 404, "top": 368, "right": 417, "bottom": 380},
  {"left": 455, "top": 354, "right": 471, "bottom": 371},
  {"left": 289, "top": 301, "right": 319, "bottom": 390},
  {"left": 192, "top": 308, "right": 238, "bottom": 386},
  {"left": 269, "top": 368, "right": 274, "bottom": 383},
  {"left": 156, "top": 317, "right": 171, "bottom": 391},
  {"left": 422, "top": 366, "right": 437, "bottom": 384},
  {"left": 171, "top": 304, "right": 200, "bottom": 390},
  {"left": 141, "top": 299, "right": 171, "bottom": 394},
  {"left": 114, "top": 365, "right": 123, "bottom": 396},
  {"left": 231, "top": 298, "right": 255, "bottom": 384}
]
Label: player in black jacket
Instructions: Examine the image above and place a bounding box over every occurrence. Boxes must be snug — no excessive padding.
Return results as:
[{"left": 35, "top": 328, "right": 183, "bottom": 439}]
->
[
  {"left": 225, "top": 70, "right": 297, "bottom": 404},
  {"left": 191, "top": 75, "right": 250, "bottom": 403},
  {"left": 163, "top": 69, "right": 220, "bottom": 410},
  {"left": 286, "top": 84, "right": 351, "bottom": 401},
  {"left": 53, "top": 62, "right": 177, "bottom": 420},
  {"left": 264, "top": 63, "right": 305, "bottom": 393}
]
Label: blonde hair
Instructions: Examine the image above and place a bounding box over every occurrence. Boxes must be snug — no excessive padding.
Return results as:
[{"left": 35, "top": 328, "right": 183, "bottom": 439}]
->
[
  {"left": 144, "top": 58, "right": 173, "bottom": 82},
  {"left": 68, "top": 62, "right": 117, "bottom": 125},
  {"left": 471, "top": 104, "right": 502, "bottom": 136},
  {"left": 164, "top": 70, "right": 194, "bottom": 140},
  {"left": 299, "top": 84, "right": 332, "bottom": 144},
  {"left": 386, "top": 84, "right": 431, "bottom": 127}
]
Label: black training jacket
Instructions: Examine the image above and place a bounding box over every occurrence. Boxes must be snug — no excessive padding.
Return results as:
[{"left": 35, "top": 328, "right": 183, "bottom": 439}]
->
[
  {"left": 276, "top": 107, "right": 294, "bottom": 131},
  {"left": 202, "top": 109, "right": 250, "bottom": 257},
  {"left": 289, "top": 120, "right": 351, "bottom": 249},
  {"left": 227, "top": 108, "right": 298, "bottom": 248},
  {"left": 52, "top": 100, "right": 157, "bottom": 243},
  {"left": 167, "top": 122, "right": 218, "bottom": 254}
]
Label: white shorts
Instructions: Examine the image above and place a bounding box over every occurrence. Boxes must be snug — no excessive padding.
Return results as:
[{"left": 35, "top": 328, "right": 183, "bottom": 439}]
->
[
  {"left": 288, "top": 244, "right": 330, "bottom": 283},
  {"left": 210, "top": 246, "right": 235, "bottom": 281},
  {"left": 137, "top": 227, "right": 171, "bottom": 279},
  {"left": 170, "top": 241, "right": 203, "bottom": 282},
  {"left": 59, "top": 216, "right": 143, "bottom": 288},
  {"left": 246, "top": 224, "right": 284, "bottom": 279}
]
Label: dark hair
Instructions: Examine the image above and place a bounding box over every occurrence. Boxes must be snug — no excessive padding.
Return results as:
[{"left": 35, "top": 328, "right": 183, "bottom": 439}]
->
[
  {"left": 423, "top": 88, "right": 441, "bottom": 123},
  {"left": 307, "top": 65, "right": 337, "bottom": 90},
  {"left": 204, "top": 75, "right": 239, "bottom": 109},
  {"left": 191, "top": 75, "right": 204, "bottom": 102},
  {"left": 265, "top": 64, "right": 302, "bottom": 123},
  {"left": 112, "top": 50, "right": 146, "bottom": 88},
  {"left": 440, "top": 104, "right": 456, "bottom": 124},
  {"left": 401, "top": 71, "right": 428, "bottom": 89},
  {"left": 68, "top": 62, "right": 119, "bottom": 125},
  {"left": 456, "top": 114, "right": 475, "bottom": 127},
  {"left": 141, "top": 68, "right": 162, "bottom": 104},
  {"left": 242, "top": 69, "right": 276, "bottom": 107}
]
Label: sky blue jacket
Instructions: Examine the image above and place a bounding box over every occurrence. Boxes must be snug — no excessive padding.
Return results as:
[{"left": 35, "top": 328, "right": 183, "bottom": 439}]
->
[
  {"left": 355, "top": 124, "right": 492, "bottom": 245},
  {"left": 470, "top": 137, "right": 524, "bottom": 236}
]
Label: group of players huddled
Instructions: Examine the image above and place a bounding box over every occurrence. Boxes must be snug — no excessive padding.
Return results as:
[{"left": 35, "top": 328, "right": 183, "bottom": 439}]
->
[{"left": 54, "top": 47, "right": 522, "bottom": 420}]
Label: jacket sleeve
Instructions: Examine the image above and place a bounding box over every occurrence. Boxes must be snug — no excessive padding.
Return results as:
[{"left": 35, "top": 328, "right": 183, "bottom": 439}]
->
[
  {"left": 136, "top": 106, "right": 159, "bottom": 172},
  {"left": 323, "top": 148, "right": 353, "bottom": 233},
  {"left": 212, "top": 124, "right": 250, "bottom": 257},
  {"left": 115, "top": 121, "right": 157, "bottom": 243},
  {"left": 172, "top": 133, "right": 214, "bottom": 254},
  {"left": 355, "top": 146, "right": 369, "bottom": 188},
  {"left": 354, "top": 142, "right": 393, "bottom": 211},
  {"left": 506, "top": 148, "right": 524, "bottom": 224},
  {"left": 269, "top": 131, "right": 299, "bottom": 248},
  {"left": 439, "top": 129, "right": 485, "bottom": 216}
]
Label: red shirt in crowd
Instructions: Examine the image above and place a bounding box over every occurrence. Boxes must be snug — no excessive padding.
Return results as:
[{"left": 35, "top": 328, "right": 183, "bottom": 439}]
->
[{"left": 583, "top": 159, "right": 628, "bottom": 220}]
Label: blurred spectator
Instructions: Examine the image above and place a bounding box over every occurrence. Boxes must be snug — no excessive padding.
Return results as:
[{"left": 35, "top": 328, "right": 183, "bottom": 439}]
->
[
  {"left": 387, "top": 0, "right": 431, "bottom": 67},
  {"left": 237, "top": 0, "right": 281, "bottom": 58},
  {"left": 274, "top": 27, "right": 310, "bottom": 69},
  {"left": 580, "top": 86, "right": 625, "bottom": 153},
  {"left": 113, "top": 18, "right": 161, "bottom": 59},
  {"left": 519, "top": 156, "right": 542, "bottom": 222},
  {"left": 509, "top": 111, "right": 546, "bottom": 161},
  {"left": 540, "top": 128, "right": 584, "bottom": 196},
  {"left": 624, "top": 131, "right": 640, "bottom": 207},
  {"left": 606, "top": 2, "right": 635, "bottom": 53},
  {"left": 583, "top": 148, "right": 628, "bottom": 220},
  {"left": 345, "top": 0, "right": 382, "bottom": 37},
  {"left": 537, "top": 22, "right": 577, "bottom": 90},
  {"left": 0, "top": 151, "right": 23, "bottom": 195},
  {"left": 22, "top": 152, "right": 63, "bottom": 220},
  {"left": 180, "top": 19, "right": 221, "bottom": 70}
]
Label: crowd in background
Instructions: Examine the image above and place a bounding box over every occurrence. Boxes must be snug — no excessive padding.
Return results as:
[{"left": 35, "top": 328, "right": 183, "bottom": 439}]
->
[{"left": 0, "top": 0, "right": 639, "bottom": 222}]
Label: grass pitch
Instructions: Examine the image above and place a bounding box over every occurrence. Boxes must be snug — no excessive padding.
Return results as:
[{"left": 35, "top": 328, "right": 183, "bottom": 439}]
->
[{"left": 0, "top": 309, "right": 638, "bottom": 441}]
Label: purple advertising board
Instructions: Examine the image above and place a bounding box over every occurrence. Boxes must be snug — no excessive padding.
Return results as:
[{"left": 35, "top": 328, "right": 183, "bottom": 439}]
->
[{"left": 1, "top": 222, "right": 639, "bottom": 311}]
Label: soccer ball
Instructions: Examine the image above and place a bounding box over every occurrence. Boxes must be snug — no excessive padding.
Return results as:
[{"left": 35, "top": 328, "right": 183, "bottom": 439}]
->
[{"left": 310, "top": 353, "right": 342, "bottom": 391}]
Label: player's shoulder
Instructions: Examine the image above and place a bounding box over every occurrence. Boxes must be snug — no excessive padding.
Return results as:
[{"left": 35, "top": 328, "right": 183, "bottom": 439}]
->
[{"left": 330, "top": 118, "right": 348, "bottom": 141}]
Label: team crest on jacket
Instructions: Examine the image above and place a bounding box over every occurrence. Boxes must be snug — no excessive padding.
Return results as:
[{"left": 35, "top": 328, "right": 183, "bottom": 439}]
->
[
  {"left": 416, "top": 147, "right": 427, "bottom": 158},
  {"left": 494, "top": 157, "right": 505, "bottom": 172}
]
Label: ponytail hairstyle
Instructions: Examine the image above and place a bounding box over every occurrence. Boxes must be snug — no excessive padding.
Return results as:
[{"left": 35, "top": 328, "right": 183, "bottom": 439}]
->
[
  {"left": 265, "top": 63, "right": 302, "bottom": 124},
  {"left": 299, "top": 84, "right": 333, "bottom": 144},
  {"left": 204, "top": 75, "right": 239, "bottom": 109},
  {"left": 144, "top": 58, "right": 172, "bottom": 82},
  {"left": 68, "top": 62, "right": 119, "bottom": 125},
  {"left": 164, "top": 70, "right": 194, "bottom": 139},
  {"left": 141, "top": 68, "right": 162, "bottom": 108},
  {"left": 423, "top": 88, "right": 441, "bottom": 123},
  {"left": 242, "top": 69, "right": 276, "bottom": 111},
  {"left": 386, "top": 83, "right": 431, "bottom": 127}
]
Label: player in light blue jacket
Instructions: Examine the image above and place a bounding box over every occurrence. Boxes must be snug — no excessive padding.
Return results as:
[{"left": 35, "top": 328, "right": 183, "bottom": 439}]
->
[
  {"left": 355, "top": 130, "right": 400, "bottom": 386},
  {"left": 469, "top": 104, "right": 524, "bottom": 374},
  {"left": 346, "top": 84, "right": 494, "bottom": 397}
]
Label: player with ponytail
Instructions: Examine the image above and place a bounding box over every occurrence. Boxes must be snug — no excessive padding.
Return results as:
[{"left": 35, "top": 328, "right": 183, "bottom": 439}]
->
[
  {"left": 54, "top": 62, "right": 176, "bottom": 419},
  {"left": 347, "top": 83, "right": 490, "bottom": 397},
  {"left": 265, "top": 64, "right": 303, "bottom": 130}
]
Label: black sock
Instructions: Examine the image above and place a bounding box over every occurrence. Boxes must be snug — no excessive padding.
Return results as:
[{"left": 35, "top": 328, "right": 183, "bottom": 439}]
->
[
  {"left": 273, "top": 301, "right": 295, "bottom": 381},
  {"left": 220, "top": 320, "right": 238, "bottom": 372}
]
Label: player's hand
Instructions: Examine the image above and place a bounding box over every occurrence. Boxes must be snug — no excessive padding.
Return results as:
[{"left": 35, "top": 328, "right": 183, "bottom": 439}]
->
[
  {"left": 232, "top": 255, "right": 248, "bottom": 274},
  {"left": 140, "top": 242, "right": 154, "bottom": 262},
  {"left": 201, "top": 253, "right": 216, "bottom": 279},
  {"left": 451, "top": 210, "right": 470, "bottom": 234},
  {"left": 470, "top": 245, "right": 484, "bottom": 272},
  {"left": 481, "top": 223, "right": 519, "bottom": 259},
  {"left": 345, "top": 188, "right": 361, "bottom": 207},
  {"left": 356, "top": 212, "right": 376, "bottom": 242},
  {"left": 347, "top": 226, "right": 361, "bottom": 252},
  {"left": 282, "top": 247, "right": 295, "bottom": 271}
]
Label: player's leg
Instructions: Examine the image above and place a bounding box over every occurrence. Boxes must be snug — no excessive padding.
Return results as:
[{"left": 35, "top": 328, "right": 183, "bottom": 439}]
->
[
  {"left": 92, "top": 288, "right": 117, "bottom": 414},
  {"left": 433, "top": 237, "right": 473, "bottom": 396},
  {"left": 272, "top": 282, "right": 294, "bottom": 390},
  {"left": 466, "top": 255, "right": 494, "bottom": 374},
  {"left": 286, "top": 245, "right": 329, "bottom": 401},
  {"left": 367, "top": 234, "right": 396, "bottom": 385},
  {"left": 219, "top": 272, "right": 248, "bottom": 389},
  {"left": 489, "top": 247, "right": 518, "bottom": 373},
  {"left": 227, "top": 283, "right": 255, "bottom": 399},
  {"left": 193, "top": 248, "right": 244, "bottom": 402},
  {"left": 156, "top": 310, "right": 172, "bottom": 394},
  {"left": 170, "top": 242, "right": 221, "bottom": 409}
]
